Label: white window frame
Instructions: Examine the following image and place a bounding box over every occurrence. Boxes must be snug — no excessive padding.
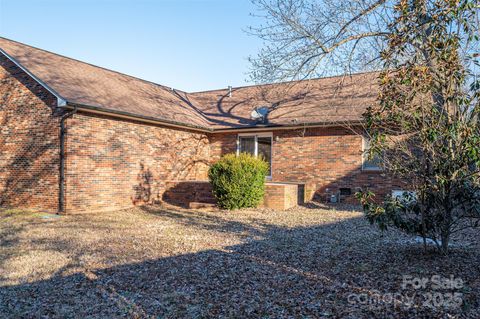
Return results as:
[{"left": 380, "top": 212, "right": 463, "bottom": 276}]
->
[
  {"left": 237, "top": 132, "right": 273, "bottom": 179},
  {"left": 362, "top": 136, "right": 383, "bottom": 171}
]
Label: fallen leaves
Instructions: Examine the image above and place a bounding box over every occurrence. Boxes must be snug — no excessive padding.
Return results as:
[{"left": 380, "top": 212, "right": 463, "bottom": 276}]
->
[{"left": 0, "top": 204, "right": 478, "bottom": 318}]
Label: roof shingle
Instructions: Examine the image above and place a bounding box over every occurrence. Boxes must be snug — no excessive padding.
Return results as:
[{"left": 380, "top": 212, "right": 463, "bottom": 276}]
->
[
  {"left": 0, "top": 37, "right": 378, "bottom": 131},
  {"left": 0, "top": 37, "right": 211, "bottom": 129},
  {"left": 190, "top": 73, "right": 378, "bottom": 129}
]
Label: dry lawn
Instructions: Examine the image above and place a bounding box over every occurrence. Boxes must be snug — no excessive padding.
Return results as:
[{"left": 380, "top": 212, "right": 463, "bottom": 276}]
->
[{"left": 0, "top": 204, "right": 478, "bottom": 318}]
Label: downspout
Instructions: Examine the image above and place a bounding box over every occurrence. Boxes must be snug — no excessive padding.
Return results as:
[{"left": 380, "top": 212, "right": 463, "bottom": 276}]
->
[{"left": 58, "top": 107, "right": 77, "bottom": 214}]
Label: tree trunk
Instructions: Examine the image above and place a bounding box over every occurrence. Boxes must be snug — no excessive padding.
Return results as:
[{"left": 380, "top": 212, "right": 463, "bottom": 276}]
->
[{"left": 441, "top": 232, "right": 449, "bottom": 255}]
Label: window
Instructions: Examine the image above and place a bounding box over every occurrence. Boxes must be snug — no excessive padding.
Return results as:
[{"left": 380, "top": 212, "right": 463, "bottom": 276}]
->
[
  {"left": 362, "top": 136, "right": 382, "bottom": 170},
  {"left": 392, "top": 190, "right": 417, "bottom": 203},
  {"left": 238, "top": 133, "right": 272, "bottom": 177},
  {"left": 239, "top": 136, "right": 255, "bottom": 155}
]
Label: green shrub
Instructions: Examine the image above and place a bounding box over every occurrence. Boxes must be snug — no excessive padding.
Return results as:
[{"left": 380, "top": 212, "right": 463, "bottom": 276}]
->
[{"left": 208, "top": 153, "right": 269, "bottom": 210}]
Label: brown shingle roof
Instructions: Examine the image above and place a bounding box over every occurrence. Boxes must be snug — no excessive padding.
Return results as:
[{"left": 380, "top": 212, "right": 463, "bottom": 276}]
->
[
  {"left": 0, "top": 37, "right": 378, "bottom": 131},
  {"left": 190, "top": 73, "right": 378, "bottom": 129},
  {"left": 0, "top": 37, "right": 211, "bottom": 129}
]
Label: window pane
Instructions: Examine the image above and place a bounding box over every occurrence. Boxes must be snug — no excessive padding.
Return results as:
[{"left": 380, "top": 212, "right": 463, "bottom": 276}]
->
[
  {"left": 239, "top": 137, "right": 255, "bottom": 155},
  {"left": 257, "top": 136, "right": 272, "bottom": 176},
  {"left": 363, "top": 137, "right": 382, "bottom": 170},
  {"left": 363, "top": 156, "right": 382, "bottom": 169}
]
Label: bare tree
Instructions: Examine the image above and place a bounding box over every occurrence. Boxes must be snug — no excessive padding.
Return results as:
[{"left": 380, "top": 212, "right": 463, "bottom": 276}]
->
[
  {"left": 248, "top": 0, "right": 478, "bottom": 82},
  {"left": 248, "top": 0, "right": 394, "bottom": 82}
]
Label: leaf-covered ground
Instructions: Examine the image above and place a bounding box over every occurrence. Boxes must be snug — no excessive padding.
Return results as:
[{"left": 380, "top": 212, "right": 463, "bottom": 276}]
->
[{"left": 0, "top": 204, "right": 478, "bottom": 318}]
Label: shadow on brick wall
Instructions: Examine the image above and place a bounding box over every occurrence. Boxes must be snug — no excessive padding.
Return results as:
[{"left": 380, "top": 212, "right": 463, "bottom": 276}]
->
[
  {"left": 309, "top": 165, "right": 407, "bottom": 205},
  {"left": 0, "top": 55, "right": 62, "bottom": 211},
  {"left": 131, "top": 163, "right": 155, "bottom": 205},
  {"left": 161, "top": 181, "right": 215, "bottom": 208},
  {"left": 156, "top": 164, "right": 406, "bottom": 209}
]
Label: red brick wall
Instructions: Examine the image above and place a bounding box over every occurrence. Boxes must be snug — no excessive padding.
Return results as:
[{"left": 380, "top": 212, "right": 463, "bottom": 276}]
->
[
  {"left": 64, "top": 112, "right": 210, "bottom": 212},
  {"left": 208, "top": 133, "right": 237, "bottom": 158},
  {"left": 0, "top": 54, "right": 61, "bottom": 212},
  {"left": 208, "top": 127, "right": 405, "bottom": 203},
  {"left": 0, "top": 51, "right": 402, "bottom": 212}
]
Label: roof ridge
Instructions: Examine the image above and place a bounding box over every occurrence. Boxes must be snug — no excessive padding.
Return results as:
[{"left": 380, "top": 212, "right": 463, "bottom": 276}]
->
[
  {"left": 188, "top": 70, "right": 379, "bottom": 94},
  {"left": 0, "top": 36, "right": 189, "bottom": 94}
]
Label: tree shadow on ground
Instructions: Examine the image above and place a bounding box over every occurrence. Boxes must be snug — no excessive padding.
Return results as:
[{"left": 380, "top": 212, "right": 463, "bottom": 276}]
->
[
  {"left": 0, "top": 208, "right": 478, "bottom": 318},
  {"left": 139, "top": 205, "right": 269, "bottom": 237}
]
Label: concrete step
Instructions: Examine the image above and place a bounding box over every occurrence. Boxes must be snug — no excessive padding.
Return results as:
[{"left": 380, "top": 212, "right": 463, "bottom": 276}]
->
[{"left": 189, "top": 202, "right": 217, "bottom": 209}]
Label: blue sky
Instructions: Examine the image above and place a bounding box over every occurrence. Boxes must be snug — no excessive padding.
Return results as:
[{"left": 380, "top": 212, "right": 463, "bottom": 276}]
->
[{"left": 0, "top": 0, "right": 263, "bottom": 91}]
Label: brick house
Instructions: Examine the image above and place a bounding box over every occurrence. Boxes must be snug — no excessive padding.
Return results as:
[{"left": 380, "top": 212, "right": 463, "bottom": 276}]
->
[{"left": 0, "top": 37, "right": 404, "bottom": 213}]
